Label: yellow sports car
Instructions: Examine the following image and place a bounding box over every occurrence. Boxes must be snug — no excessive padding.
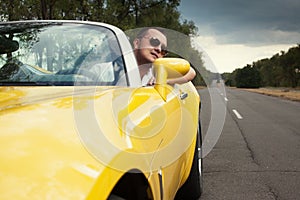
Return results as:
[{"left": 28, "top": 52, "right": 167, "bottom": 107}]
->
[{"left": 0, "top": 20, "right": 202, "bottom": 200}]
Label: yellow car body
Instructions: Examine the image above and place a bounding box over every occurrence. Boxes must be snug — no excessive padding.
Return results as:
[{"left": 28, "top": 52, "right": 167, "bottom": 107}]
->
[{"left": 0, "top": 21, "right": 202, "bottom": 200}]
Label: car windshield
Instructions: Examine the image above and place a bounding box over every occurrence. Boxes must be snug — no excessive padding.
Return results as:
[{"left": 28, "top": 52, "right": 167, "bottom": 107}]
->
[{"left": 0, "top": 21, "right": 126, "bottom": 86}]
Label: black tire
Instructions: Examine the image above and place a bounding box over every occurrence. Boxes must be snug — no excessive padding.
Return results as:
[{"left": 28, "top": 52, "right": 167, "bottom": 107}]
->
[
  {"left": 175, "top": 123, "right": 203, "bottom": 200},
  {"left": 107, "top": 194, "right": 126, "bottom": 200}
]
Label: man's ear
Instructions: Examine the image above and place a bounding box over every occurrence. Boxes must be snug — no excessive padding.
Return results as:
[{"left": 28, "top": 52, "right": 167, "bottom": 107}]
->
[{"left": 133, "top": 38, "right": 140, "bottom": 49}]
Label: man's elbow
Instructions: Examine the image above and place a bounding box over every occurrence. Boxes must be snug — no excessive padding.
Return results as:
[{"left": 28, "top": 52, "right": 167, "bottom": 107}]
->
[{"left": 187, "top": 68, "right": 196, "bottom": 81}]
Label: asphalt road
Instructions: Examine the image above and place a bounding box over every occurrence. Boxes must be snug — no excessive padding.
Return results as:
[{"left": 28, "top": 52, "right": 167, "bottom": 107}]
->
[{"left": 197, "top": 84, "right": 300, "bottom": 200}]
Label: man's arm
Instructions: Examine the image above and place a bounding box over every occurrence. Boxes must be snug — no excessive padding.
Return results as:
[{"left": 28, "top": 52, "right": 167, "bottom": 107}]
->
[{"left": 167, "top": 67, "right": 196, "bottom": 85}]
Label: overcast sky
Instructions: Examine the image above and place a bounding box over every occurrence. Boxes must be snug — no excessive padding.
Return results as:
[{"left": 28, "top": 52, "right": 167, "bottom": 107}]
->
[{"left": 178, "top": 0, "right": 300, "bottom": 73}]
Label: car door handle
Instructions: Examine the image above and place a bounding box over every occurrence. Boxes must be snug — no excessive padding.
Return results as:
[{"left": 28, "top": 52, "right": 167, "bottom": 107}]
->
[{"left": 180, "top": 92, "right": 188, "bottom": 100}]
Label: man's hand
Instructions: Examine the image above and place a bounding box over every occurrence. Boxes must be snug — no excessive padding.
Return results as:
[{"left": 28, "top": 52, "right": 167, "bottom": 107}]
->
[{"left": 147, "top": 76, "right": 156, "bottom": 86}]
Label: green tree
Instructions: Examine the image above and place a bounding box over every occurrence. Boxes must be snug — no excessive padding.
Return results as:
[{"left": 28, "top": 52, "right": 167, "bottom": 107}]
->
[
  {"left": 235, "top": 65, "right": 261, "bottom": 88},
  {"left": 224, "top": 44, "right": 300, "bottom": 88},
  {"left": 281, "top": 45, "right": 300, "bottom": 87},
  {"left": 222, "top": 72, "right": 235, "bottom": 87}
]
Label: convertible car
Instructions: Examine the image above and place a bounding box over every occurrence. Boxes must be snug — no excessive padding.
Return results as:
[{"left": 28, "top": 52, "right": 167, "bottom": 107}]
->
[{"left": 0, "top": 20, "right": 202, "bottom": 200}]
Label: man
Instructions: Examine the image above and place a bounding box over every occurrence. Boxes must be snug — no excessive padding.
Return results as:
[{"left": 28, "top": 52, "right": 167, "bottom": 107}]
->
[{"left": 133, "top": 27, "right": 196, "bottom": 86}]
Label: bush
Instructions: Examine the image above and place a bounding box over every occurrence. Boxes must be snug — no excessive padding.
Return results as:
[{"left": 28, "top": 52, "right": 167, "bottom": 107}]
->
[{"left": 235, "top": 65, "right": 262, "bottom": 88}]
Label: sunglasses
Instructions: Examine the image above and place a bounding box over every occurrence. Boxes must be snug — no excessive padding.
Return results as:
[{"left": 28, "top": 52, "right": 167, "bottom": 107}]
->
[{"left": 143, "top": 37, "right": 168, "bottom": 56}]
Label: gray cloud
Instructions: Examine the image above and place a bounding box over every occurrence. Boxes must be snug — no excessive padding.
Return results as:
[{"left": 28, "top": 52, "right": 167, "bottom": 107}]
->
[{"left": 179, "top": 0, "right": 300, "bottom": 45}]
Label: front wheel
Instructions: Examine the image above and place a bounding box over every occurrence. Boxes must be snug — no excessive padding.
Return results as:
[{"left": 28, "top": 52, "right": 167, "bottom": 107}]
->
[{"left": 175, "top": 123, "right": 203, "bottom": 199}]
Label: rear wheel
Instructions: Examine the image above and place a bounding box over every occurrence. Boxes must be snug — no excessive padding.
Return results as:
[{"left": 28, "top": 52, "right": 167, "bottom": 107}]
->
[
  {"left": 175, "top": 123, "right": 203, "bottom": 200},
  {"left": 108, "top": 172, "right": 152, "bottom": 200}
]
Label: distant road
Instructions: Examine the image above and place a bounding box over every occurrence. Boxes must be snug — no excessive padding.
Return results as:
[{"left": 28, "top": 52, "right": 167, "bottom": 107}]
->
[{"left": 197, "top": 84, "right": 300, "bottom": 200}]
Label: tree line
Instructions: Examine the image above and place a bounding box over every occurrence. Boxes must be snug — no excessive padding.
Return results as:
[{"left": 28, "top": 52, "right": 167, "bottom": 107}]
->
[
  {"left": 222, "top": 44, "right": 300, "bottom": 88},
  {"left": 0, "top": 0, "right": 212, "bottom": 86}
]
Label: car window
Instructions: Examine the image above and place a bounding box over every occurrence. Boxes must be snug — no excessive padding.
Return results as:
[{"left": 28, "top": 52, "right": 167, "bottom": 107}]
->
[{"left": 0, "top": 22, "right": 126, "bottom": 86}]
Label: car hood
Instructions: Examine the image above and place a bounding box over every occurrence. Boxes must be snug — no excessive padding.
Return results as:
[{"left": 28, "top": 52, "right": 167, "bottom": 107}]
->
[{"left": 0, "top": 86, "right": 124, "bottom": 199}]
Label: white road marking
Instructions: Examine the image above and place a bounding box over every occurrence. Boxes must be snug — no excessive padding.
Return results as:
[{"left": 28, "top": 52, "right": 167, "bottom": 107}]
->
[
  {"left": 232, "top": 109, "right": 243, "bottom": 119},
  {"left": 224, "top": 97, "right": 228, "bottom": 101}
]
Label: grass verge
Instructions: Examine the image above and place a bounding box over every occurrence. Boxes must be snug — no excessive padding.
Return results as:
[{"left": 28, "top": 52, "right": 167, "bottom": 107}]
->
[{"left": 238, "top": 87, "right": 300, "bottom": 102}]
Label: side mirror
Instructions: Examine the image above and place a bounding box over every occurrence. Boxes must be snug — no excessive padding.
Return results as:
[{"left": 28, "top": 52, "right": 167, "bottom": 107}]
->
[{"left": 153, "top": 58, "right": 190, "bottom": 100}]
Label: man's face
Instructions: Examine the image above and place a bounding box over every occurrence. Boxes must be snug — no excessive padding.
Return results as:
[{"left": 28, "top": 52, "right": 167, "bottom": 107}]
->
[{"left": 134, "top": 29, "right": 167, "bottom": 65}]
